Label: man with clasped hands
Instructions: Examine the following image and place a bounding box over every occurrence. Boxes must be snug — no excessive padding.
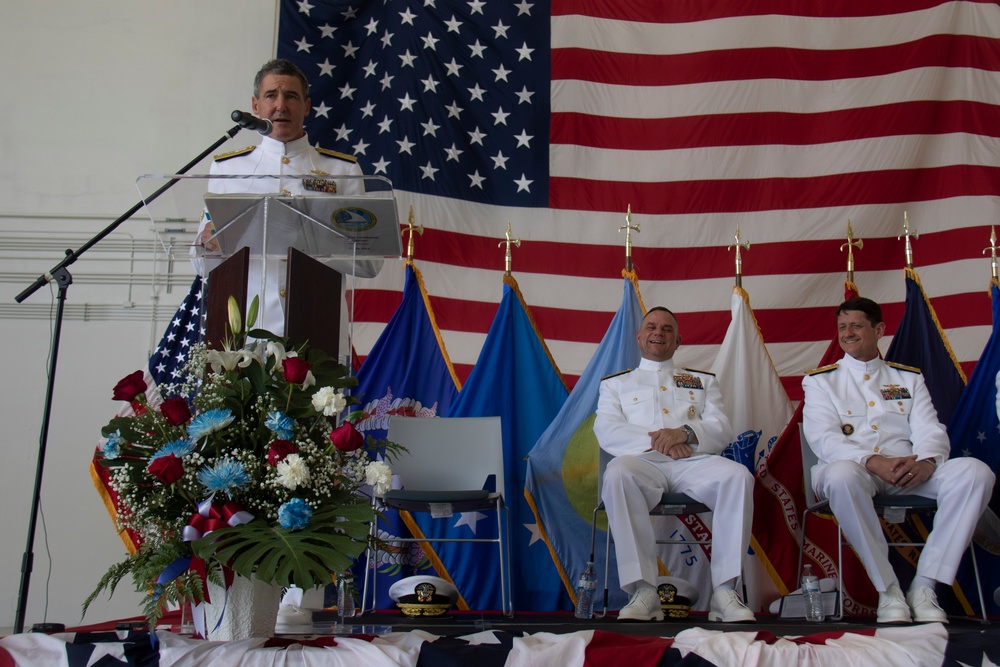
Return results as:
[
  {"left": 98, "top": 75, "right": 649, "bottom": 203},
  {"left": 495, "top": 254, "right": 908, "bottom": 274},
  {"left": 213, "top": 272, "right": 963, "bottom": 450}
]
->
[{"left": 594, "top": 307, "right": 756, "bottom": 623}]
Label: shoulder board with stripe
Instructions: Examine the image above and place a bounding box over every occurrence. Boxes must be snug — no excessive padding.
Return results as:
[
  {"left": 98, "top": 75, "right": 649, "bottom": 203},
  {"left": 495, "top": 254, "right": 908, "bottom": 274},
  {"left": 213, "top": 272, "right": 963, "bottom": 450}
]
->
[
  {"left": 214, "top": 145, "right": 256, "bottom": 162},
  {"left": 601, "top": 369, "right": 632, "bottom": 382},
  {"left": 806, "top": 363, "right": 839, "bottom": 376},
  {"left": 316, "top": 147, "right": 358, "bottom": 163},
  {"left": 682, "top": 367, "right": 715, "bottom": 377},
  {"left": 886, "top": 361, "right": 922, "bottom": 374}
]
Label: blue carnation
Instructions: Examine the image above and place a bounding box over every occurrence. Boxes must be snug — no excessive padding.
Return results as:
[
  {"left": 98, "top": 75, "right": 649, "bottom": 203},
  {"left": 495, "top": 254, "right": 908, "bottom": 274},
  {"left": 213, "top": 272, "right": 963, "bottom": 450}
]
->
[
  {"left": 187, "top": 408, "right": 235, "bottom": 441},
  {"left": 265, "top": 411, "right": 295, "bottom": 440},
  {"left": 151, "top": 438, "right": 193, "bottom": 461},
  {"left": 278, "top": 497, "right": 313, "bottom": 531},
  {"left": 101, "top": 431, "right": 123, "bottom": 460},
  {"left": 197, "top": 457, "right": 250, "bottom": 497}
]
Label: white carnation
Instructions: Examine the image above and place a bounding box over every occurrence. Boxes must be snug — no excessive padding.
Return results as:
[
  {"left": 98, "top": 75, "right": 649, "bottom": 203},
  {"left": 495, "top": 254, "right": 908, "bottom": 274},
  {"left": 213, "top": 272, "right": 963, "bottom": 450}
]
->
[
  {"left": 276, "top": 453, "right": 311, "bottom": 490},
  {"left": 365, "top": 461, "right": 393, "bottom": 496},
  {"left": 310, "top": 386, "right": 346, "bottom": 416}
]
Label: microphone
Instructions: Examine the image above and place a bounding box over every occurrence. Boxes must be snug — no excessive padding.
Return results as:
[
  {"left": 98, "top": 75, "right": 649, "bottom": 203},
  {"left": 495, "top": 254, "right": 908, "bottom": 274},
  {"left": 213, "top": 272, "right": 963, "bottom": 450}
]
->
[{"left": 231, "top": 110, "right": 272, "bottom": 135}]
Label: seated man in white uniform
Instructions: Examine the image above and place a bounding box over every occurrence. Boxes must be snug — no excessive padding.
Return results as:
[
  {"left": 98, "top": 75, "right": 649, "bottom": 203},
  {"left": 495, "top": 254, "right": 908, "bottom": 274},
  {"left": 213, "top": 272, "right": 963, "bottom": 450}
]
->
[
  {"left": 802, "top": 296, "right": 994, "bottom": 623},
  {"left": 593, "top": 307, "right": 755, "bottom": 623},
  {"left": 191, "top": 58, "right": 381, "bottom": 333}
]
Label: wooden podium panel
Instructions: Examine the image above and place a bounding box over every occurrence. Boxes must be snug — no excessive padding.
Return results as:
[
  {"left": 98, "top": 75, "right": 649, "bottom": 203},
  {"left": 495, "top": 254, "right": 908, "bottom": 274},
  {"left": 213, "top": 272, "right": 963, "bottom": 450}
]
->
[
  {"left": 284, "top": 247, "right": 341, "bottom": 358},
  {"left": 205, "top": 247, "right": 249, "bottom": 350}
]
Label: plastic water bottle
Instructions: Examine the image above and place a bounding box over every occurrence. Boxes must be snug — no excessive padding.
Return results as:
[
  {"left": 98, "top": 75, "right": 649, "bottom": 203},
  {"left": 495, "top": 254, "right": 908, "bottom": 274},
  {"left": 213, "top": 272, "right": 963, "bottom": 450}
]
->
[
  {"left": 801, "top": 564, "right": 824, "bottom": 622},
  {"left": 574, "top": 561, "right": 597, "bottom": 619},
  {"left": 337, "top": 573, "right": 357, "bottom": 620}
]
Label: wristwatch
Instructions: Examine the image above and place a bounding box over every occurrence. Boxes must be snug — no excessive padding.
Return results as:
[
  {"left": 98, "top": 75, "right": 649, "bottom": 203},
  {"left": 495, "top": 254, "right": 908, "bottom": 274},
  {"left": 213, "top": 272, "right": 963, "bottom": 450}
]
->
[{"left": 681, "top": 424, "right": 696, "bottom": 444}]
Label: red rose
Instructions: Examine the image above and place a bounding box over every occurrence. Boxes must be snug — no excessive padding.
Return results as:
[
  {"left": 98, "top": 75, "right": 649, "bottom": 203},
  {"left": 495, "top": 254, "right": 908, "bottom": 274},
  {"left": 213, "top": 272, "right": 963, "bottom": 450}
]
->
[
  {"left": 282, "top": 357, "right": 312, "bottom": 384},
  {"left": 330, "top": 422, "right": 364, "bottom": 452},
  {"left": 148, "top": 454, "right": 185, "bottom": 485},
  {"left": 112, "top": 371, "right": 147, "bottom": 402},
  {"left": 160, "top": 397, "right": 192, "bottom": 426},
  {"left": 267, "top": 440, "right": 298, "bottom": 466}
]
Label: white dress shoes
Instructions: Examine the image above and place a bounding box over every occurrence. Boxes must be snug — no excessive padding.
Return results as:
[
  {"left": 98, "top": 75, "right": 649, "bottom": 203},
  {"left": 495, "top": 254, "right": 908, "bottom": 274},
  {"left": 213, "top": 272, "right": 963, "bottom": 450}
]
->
[
  {"left": 708, "top": 589, "right": 755, "bottom": 623},
  {"left": 617, "top": 587, "right": 664, "bottom": 622},
  {"left": 876, "top": 583, "right": 912, "bottom": 623},
  {"left": 906, "top": 586, "right": 948, "bottom": 623}
]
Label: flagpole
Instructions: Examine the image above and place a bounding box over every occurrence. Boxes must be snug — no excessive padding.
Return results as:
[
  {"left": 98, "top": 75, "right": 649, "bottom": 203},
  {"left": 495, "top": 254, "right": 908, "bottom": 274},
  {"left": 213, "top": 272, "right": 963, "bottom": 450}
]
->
[
  {"left": 840, "top": 220, "right": 863, "bottom": 284},
  {"left": 898, "top": 211, "right": 919, "bottom": 269},
  {"left": 727, "top": 223, "right": 750, "bottom": 288},
  {"left": 983, "top": 226, "right": 999, "bottom": 283},
  {"left": 618, "top": 204, "right": 640, "bottom": 273},
  {"left": 402, "top": 205, "right": 424, "bottom": 262},
  {"left": 498, "top": 222, "right": 521, "bottom": 276}
]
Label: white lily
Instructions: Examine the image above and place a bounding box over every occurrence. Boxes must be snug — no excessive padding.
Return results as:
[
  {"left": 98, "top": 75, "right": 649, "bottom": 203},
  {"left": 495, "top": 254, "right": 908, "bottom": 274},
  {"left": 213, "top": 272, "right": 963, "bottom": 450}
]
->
[{"left": 206, "top": 349, "right": 253, "bottom": 373}]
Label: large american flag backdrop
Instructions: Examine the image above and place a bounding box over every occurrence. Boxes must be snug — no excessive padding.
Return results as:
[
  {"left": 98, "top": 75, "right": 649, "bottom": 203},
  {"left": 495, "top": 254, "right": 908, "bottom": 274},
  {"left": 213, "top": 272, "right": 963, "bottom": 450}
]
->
[{"left": 279, "top": 0, "right": 1000, "bottom": 401}]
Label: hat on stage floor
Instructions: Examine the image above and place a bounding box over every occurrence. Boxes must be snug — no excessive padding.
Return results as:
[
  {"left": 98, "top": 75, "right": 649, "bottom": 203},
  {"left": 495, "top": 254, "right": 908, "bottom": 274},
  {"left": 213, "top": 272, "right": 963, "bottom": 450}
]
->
[
  {"left": 389, "top": 575, "right": 459, "bottom": 618},
  {"left": 657, "top": 576, "right": 699, "bottom": 618}
]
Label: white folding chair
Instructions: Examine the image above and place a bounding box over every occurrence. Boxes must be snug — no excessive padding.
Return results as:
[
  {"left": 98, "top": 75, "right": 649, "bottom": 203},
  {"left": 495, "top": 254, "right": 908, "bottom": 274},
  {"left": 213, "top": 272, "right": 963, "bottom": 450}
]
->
[
  {"left": 360, "top": 416, "right": 513, "bottom": 617},
  {"left": 797, "top": 425, "right": 988, "bottom": 622}
]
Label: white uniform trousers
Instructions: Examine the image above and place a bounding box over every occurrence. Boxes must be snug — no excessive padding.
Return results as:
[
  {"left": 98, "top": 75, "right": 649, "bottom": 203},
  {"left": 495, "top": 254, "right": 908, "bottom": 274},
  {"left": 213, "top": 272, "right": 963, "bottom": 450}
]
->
[
  {"left": 812, "top": 457, "right": 994, "bottom": 591},
  {"left": 602, "top": 452, "right": 753, "bottom": 593}
]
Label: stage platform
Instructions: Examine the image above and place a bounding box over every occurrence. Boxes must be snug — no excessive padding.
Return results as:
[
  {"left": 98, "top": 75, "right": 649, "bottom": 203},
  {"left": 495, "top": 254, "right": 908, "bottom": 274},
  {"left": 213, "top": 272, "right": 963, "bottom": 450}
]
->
[{"left": 1, "top": 609, "right": 997, "bottom": 666}]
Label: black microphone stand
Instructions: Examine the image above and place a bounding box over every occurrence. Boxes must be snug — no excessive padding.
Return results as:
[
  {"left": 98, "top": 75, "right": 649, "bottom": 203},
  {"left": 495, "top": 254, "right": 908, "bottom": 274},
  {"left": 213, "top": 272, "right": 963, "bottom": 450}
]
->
[{"left": 12, "top": 124, "right": 244, "bottom": 634}]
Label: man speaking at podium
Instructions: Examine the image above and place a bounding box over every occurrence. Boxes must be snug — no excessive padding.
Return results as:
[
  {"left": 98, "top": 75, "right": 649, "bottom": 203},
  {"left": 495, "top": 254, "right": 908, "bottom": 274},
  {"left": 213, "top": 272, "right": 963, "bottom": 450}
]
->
[{"left": 193, "top": 58, "right": 382, "bottom": 333}]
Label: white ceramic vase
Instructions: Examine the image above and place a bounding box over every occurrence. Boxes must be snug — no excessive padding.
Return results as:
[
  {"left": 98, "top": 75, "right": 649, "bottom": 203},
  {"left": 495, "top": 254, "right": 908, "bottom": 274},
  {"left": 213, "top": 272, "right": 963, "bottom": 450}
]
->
[{"left": 204, "top": 575, "right": 283, "bottom": 641}]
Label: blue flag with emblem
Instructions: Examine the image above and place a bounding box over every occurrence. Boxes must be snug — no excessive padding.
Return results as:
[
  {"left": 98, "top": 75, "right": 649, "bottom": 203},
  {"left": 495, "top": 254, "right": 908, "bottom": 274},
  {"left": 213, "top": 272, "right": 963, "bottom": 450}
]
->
[
  {"left": 427, "top": 274, "right": 570, "bottom": 610},
  {"left": 351, "top": 261, "right": 460, "bottom": 609},
  {"left": 525, "top": 274, "right": 644, "bottom": 611},
  {"left": 946, "top": 279, "right": 1000, "bottom": 616},
  {"left": 884, "top": 268, "right": 967, "bottom": 424}
]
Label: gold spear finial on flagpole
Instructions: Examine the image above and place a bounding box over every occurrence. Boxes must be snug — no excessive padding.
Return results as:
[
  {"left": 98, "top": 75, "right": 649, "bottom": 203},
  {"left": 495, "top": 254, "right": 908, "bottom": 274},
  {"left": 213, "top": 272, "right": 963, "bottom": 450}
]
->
[
  {"left": 619, "top": 204, "right": 640, "bottom": 272},
  {"left": 840, "top": 219, "right": 864, "bottom": 283},
  {"left": 897, "top": 210, "right": 919, "bottom": 269},
  {"left": 984, "top": 226, "right": 999, "bottom": 282},
  {"left": 401, "top": 205, "right": 424, "bottom": 261},
  {"left": 498, "top": 221, "right": 520, "bottom": 276},
  {"left": 727, "top": 222, "right": 750, "bottom": 288}
]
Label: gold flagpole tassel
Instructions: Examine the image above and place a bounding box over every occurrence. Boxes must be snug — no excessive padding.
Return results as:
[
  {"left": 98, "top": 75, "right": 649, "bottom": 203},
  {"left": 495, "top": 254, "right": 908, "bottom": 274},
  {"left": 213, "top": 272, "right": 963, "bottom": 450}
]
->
[
  {"left": 983, "top": 225, "right": 999, "bottom": 285},
  {"left": 619, "top": 204, "right": 641, "bottom": 273},
  {"left": 898, "top": 210, "right": 919, "bottom": 270},
  {"left": 498, "top": 221, "right": 521, "bottom": 276},
  {"left": 402, "top": 205, "right": 424, "bottom": 262},
  {"left": 840, "top": 219, "right": 864, "bottom": 284},
  {"left": 727, "top": 222, "right": 750, "bottom": 288}
]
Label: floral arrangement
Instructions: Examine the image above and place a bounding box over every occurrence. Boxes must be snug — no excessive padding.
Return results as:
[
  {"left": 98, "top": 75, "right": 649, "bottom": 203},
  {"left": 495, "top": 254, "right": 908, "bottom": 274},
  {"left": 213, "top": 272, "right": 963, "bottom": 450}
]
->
[{"left": 86, "top": 297, "right": 398, "bottom": 629}]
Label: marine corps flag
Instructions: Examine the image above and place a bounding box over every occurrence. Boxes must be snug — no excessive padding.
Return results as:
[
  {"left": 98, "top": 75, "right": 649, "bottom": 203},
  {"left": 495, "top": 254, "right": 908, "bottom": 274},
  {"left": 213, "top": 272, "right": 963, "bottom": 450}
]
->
[{"left": 752, "top": 281, "right": 881, "bottom": 615}]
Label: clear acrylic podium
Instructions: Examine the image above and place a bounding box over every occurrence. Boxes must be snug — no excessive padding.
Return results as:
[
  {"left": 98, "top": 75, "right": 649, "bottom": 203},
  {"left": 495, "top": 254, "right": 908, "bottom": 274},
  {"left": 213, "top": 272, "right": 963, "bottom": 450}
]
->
[{"left": 136, "top": 173, "right": 402, "bottom": 357}]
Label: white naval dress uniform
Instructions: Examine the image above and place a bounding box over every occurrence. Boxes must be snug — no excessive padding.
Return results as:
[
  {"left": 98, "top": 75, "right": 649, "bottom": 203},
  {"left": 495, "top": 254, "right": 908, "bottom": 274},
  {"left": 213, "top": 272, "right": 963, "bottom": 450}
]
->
[
  {"left": 191, "top": 134, "right": 381, "bottom": 333},
  {"left": 802, "top": 354, "right": 994, "bottom": 591},
  {"left": 593, "top": 358, "right": 753, "bottom": 594}
]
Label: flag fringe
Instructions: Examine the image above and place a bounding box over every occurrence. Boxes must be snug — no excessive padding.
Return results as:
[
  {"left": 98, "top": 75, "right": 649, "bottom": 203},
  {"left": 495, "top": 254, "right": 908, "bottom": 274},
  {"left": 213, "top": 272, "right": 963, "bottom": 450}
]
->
[
  {"left": 904, "top": 267, "right": 968, "bottom": 383},
  {"left": 410, "top": 260, "right": 463, "bottom": 391},
  {"left": 523, "top": 488, "right": 575, "bottom": 601},
  {"left": 89, "top": 459, "right": 138, "bottom": 555},
  {"left": 503, "top": 273, "right": 570, "bottom": 393}
]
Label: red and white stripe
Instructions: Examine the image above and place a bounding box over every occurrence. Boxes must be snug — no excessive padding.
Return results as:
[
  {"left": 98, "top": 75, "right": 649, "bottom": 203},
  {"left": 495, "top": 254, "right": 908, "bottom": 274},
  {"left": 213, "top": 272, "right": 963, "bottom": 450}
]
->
[{"left": 347, "top": 1, "right": 1000, "bottom": 400}]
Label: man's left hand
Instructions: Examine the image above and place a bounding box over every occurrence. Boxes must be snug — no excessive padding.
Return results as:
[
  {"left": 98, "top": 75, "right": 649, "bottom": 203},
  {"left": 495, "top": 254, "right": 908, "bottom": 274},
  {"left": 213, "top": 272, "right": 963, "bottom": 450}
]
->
[
  {"left": 648, "top": 428, "right": 692, "bottom": 459},
  {"left": 892, "top": 457, "right": 935, "bottom": 488}
]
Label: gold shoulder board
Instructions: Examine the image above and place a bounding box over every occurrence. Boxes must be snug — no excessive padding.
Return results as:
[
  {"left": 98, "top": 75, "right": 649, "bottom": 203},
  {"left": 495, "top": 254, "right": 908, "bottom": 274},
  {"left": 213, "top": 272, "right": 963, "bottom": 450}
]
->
[
  {"left": 683, "top": 367, "right": 716, "bottom": 377},
  {"left": 214, "top": 145, "right": 256, "bottom": 162},
  {"left": 806, "top": 363, "right": 839, "bottom": 376},
  {"left": 601, "top": 369, "right": 632, "bottom": 382},
  {"left": 886, "top": 361, "right": 922, "bottom": 374},
  {"left": 316, "top": 147, "right": 358, "bottom": 163}
]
